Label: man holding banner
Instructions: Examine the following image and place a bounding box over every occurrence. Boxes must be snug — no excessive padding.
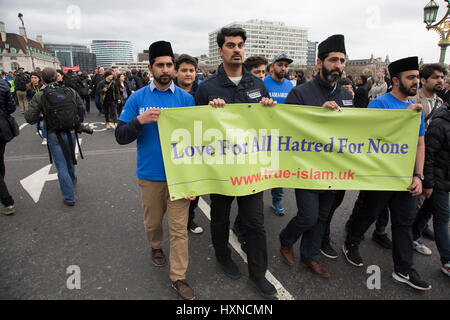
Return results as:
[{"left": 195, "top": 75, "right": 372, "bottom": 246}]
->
[
  {"left": 115, "top": 41, "right": 197, "bottom": 300},
  {"left": 343, "top": 56, "right": 432, "bottom": 291},
  {"left": 279, "top": 34, "right": 353, "bottom": 278},
  {"left": 195, "top": 27, "right": 278, "bottom": 299}
]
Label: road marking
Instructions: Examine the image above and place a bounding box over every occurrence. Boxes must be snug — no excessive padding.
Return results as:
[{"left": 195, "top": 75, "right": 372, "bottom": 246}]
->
[
  {"left": 19, "top": 123, "right": 28, "bottom": 130},
  {"left": 20, "top": 164, "right": 58, "bottom": 203},
  {"left": 197, "top": 196, "right": 294, "bottom": 300},
  {"left": 6, "top": 147, "right": 136, "bottom": 162},
  {"left": 20, "top": 139, "right": 83, "bottom": 203}
]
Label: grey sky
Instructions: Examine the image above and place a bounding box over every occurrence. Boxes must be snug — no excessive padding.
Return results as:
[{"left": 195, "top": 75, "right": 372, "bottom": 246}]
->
[{"left": 1, "top": 0, "right": 448, "bottom": 64}]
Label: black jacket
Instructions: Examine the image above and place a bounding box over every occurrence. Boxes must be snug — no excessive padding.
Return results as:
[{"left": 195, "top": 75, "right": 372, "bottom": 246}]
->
[
  {"left": 423, "top": 103, "right": 450, "bottom": 191},
  {"left": 195, "top": 64, "right": 270, "bottom": 105},
  {"left": 354, "top": 84, "right": 369, "bottom": 108},
  {"left": 68, "top": 75, "right": 84, "bottom": 95},
  {"left": 0, "top": 79, "right": 16, "bottom": 115},
  {"left": 286, "top": 74, "right": 354, "bottom": 108}
]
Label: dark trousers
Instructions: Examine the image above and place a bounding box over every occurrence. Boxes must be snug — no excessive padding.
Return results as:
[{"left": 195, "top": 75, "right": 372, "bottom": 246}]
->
[
  {"left": 210, "top": 193, "right": 267, "bottom": 280},
  {"left": 346, "top": 191, "right": 417, "bottom": 274},
  {"left": 322, "top": 190, "right": 346, "bottom": 244},
  {"left": 346, "top": 191, "right": 390, "bottom": 235},
  {"left": 188, "top": 196, "right": 200, "bottom": 223},
  {"left": 280, "top": 189, "right": 336, "bottom": 262},
  {"left": 103, "top": 101, "right": 118, "bottom": 123},
  {"left": 0, "top": 142, "right": 14, "bottom": 207},
  {"left": 81, "top": 95, "right": 90, "bottom": 113},
  {"left": 413, "top": 188, "right": 450, "bottom": 264}
]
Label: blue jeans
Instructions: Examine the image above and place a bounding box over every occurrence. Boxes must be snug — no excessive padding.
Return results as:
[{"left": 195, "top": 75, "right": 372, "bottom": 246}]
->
[
  {"left": 271, "top": 188, "right": 284, "bottom": 204},
  {"left": 280, "top": 189, "right": 336, "bottom": 262},
  {"left": 36, "top": 120, "right": 47, "bottom": 138},
  {"left": 47, "top": 132, "right": 76, "bottom": 203},
  {"left": 94, "top": 92, "right": 102, "bottom": 113},
  {"left": 413, "top": 188, "right": 450, "bottom": 264}
]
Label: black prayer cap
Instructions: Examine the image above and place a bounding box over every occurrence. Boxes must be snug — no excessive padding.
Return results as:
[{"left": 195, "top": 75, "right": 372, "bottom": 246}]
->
[
  {"left": 388, "top": 56, "right": 419, "bottom": 78},
  {"left": 318, "top": 34, "right": 346, "bottom": 60},
  {"left": 149, "top": 41, "right": 174, "bottom": 61}
]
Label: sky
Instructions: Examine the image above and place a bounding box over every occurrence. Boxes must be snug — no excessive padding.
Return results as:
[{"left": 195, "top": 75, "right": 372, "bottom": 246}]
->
[{"left": 1, "top": 0, "right": 449, "bottom": 64}]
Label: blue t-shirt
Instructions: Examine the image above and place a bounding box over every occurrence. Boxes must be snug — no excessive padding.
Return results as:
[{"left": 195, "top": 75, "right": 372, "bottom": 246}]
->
[
  {"left": 368, "top": 92, "right": 425, "bottom": 137},
  {"left": 264, "top": 75, "right": 294, "bottom": 104},
  {"left": 119, "top": 82, "right": 195, "bottom": 181}
]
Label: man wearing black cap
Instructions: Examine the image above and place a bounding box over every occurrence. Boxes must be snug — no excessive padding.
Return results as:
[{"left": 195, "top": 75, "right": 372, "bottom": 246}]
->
[
  {"left": 264, "top": 52, "right": 295, "bottom": 216},
  {"left": 115, "top": 41, "right": 197, "bottom": 300},
  {"left": 279, "top": 34, "right": 353, "bottom": 279},
  {"left": 195, "top": 27, "right": 278, "bottom": 299},
  {"left": 343, "top": 56, "right": 432, "bottom": 291}
]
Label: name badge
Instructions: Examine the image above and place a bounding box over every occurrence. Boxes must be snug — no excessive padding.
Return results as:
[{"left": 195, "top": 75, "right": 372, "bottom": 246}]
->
[
  {"left": 247, "top": 89, "right": 262, "bottom": 100},
  {"left": 342, "top": 100, "right": 353, "bottom": 106}
]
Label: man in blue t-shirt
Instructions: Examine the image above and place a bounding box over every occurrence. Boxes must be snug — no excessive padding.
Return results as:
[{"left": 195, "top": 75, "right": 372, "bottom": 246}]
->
[
  {"left": 343, "top": 56, "right": 432, "bottom": 291},
  {"left": 264, "top": 53, "right": 294, "bottom": 216},
  {"left": 115, "top": 41, "right": 196, "bottom": 300}
]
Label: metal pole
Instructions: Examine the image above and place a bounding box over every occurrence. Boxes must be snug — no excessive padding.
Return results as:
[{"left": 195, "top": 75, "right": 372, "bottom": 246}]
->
[{"left": 439, "top": 43, "right": 448, "bottom": 64}]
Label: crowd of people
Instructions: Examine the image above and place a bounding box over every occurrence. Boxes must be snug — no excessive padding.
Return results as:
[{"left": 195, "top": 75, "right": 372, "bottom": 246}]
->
[{"left": 0, "top": 28, "right": 449, "bottom": 301}]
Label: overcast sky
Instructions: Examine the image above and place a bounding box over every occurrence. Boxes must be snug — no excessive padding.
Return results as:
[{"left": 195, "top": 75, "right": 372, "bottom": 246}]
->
[{"left": 1, "top": 0, "right": 449, "bottom": 64}]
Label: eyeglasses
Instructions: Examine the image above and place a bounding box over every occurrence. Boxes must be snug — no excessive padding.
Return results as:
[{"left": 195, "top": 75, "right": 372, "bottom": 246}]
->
[{"left": 224, "top": 42, "right": 245, "bottom": 49}]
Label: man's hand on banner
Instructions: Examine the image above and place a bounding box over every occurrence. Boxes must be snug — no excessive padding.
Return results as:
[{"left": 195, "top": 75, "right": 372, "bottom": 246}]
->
[
  {"left": 322, "top": 101, "right": 341, "bottom": 111},
  {"left": 184, "top": 196, "right": 196, "bottom": 201},
  {"left": 137, "top": 108, "right": 161, "bottom": 125},
  {"left": 209, "top": 98, "right": 226, "bottom": 108},
  {"left": 407, "top": 103, "right": 423, "bottom": 112},
  {"left": 260, "top": 97, "right": 277, "bottom": 107}
]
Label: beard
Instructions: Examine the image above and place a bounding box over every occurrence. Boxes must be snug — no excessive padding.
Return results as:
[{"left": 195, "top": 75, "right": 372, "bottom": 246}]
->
[
  {"left": 322, "top": 65, "right": 342, "bottom": 83},
  {"left": 273, "top": 69, "right": 286, "bottom": 80},
  {"left": 154, "top": 73, "right": 172, "bottom": 86},
  {"left": 399, "top": 79, "right": 417, "bottom": 96}
]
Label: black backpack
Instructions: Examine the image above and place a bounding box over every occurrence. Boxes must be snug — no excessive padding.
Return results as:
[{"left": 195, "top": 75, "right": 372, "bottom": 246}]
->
[
  {"left": 43, "top": 86, "right": 81, "bottom": 132},
  {"left": 42, "top": 86, "right": 83, "bottom": 169},
  {"left": 15, "top": 74, "right": 27, "bottom": 91}
]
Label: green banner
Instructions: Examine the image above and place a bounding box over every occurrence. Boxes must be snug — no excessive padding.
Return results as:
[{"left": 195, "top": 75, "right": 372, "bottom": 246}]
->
[{"left": 158, "top": 104, "right": 420, "bottom": 200}]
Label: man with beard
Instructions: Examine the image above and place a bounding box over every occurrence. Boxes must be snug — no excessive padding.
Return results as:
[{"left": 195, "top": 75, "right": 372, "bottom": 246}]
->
[
  {"left": 115, "top": 41, "right": 197, "bottom": 300},
  {"left": 408, "top": 64, "right": 446, "bottom": 247},
  {"left": 279, "top": 35, "right": 353, "bottom": 279},
  {"left": 195, "top": 27, "right": 278, "bottom": 299},
  {"left": 411, "top": 64, "right": 446, "bottom": 129},
  {"left": 264, "top": 53, "right": 294, "bottom": 216},
  {"left": 343, "top": 56, "right": 431, "bottom": 291}
]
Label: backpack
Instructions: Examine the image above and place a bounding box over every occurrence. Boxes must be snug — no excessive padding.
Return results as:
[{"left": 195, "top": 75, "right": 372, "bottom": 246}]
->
[
  {"left": 42, "top": 86, "right": 83, "bottom": 170},
  {"left": 43, "top": 86, "right": 81, "bottom": 132},
  {"left": 15, "top": 74, "right": 27, "bottom": 91}
]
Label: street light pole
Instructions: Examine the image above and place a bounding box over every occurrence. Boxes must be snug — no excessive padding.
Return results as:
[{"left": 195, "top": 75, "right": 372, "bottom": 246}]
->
[
  {"left": 18, "top": 13, "right": 36, "bottom": 71},
  {"left": 424, "top": 0, "right": 450, "bottom": 65}
]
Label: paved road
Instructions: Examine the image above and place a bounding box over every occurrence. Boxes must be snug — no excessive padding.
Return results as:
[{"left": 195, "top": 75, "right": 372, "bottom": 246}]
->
[{"left": 0, "top": 110, "right": 448, "bottom": 300}]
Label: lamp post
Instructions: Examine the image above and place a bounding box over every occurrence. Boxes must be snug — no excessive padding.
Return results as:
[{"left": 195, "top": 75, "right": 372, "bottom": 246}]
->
[
  {"left": 18, "top": 13, "right": 36, "bottom": 71},
  {"left": 424, "top": 0, "right": 450, "bottom": 65}
]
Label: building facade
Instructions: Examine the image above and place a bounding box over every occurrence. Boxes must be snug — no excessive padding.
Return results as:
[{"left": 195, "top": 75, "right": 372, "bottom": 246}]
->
[
  {"left": 307, "top": 41, "right": 318, "bottom": 66},
  {"left": 208, "top": 20, "right": 308, "bottom": 69},
  {"left": 91, "top": 40, "right": 133, "bottom": 68},
  {"left": 111, "top": 61, "right": 149, "bottom": 73},
  {"left": 0, "top": 21, "right": 60, "bottom": 72},
  {"left": 138, "top": 50, "right": 149, "bottom": 62},
  {"left": 45, "top": 43, "right": 96, "bottom": 72}
]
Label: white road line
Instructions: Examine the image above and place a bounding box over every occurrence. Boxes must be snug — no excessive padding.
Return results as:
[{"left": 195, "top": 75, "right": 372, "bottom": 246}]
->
[
  {"left": 197, "top": 196, "right": 294, "bottom": 300},
  {"left": 19, "top": 123, "right": 28, "bottom": 130}
]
